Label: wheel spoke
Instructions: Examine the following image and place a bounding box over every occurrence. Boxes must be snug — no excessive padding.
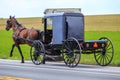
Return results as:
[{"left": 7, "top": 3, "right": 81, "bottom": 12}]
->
[
  {"left": 105, "top": 55, "right": 109, "bottom": 61},
  {"left": 95, "top": 53, "right": 102, "bottom": 57},
  {"left": 102, "top": 56, "right": 105, "bottom": 65},
  {"left": 106, "top": 47, "right": 112, "bottom": 50},
  {"left": 64, "top": 44, "right": 71, "bottom": 52},
  {"left": 103, "top": 56, "right": 107, "bottom": 65},
  {"left": 106, "top": 53, "right": 112, "bottom": 58},
  {"left": 99, "top": 55, "right": 104, "bottom": 65},
  {"left": 67, "top": 41, "right": 73, "bottom": 50},
  {"left": 96, "top": 53, "right": 102, "bottom": 59}
]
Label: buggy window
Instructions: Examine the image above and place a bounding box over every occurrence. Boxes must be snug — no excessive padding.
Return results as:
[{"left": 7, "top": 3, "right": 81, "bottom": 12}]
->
[{"left": 47, "top": 18, "right": 52, "bottom": 30}]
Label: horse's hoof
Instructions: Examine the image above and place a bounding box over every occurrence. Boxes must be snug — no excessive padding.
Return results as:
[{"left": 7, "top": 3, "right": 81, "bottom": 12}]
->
[
  {"left": 21, "top": 61, "right": 24, "bottom": 63},
  {"left": 42, "top": 60, "right": 45, "bottom": 64},
  {"left": 42, "top": 62, "right": 45, "bottom": 64},
  {"left": 9, "top": 55, "right": 13, "bottom": 57}
]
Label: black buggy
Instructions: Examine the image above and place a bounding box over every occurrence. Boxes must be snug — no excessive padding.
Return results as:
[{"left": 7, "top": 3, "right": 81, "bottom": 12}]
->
[{"left": 30, "top": 12, "right": 114, "bottom": 67}]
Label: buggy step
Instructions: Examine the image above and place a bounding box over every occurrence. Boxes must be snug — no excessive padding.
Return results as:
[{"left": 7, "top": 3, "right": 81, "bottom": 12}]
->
[{"left": 45, "top": 55, "right": 63, "bottom": 61}]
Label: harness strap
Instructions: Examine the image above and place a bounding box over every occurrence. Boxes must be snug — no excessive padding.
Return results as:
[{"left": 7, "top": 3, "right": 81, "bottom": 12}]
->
[
  {"left": 17, "top": 28, "right": 26, "bottom": 36},
  {"left": 12, "top": 27, "right": 26, "bottom": 40}
]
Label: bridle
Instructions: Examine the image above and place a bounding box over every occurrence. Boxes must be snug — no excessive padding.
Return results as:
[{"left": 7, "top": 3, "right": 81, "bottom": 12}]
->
[
  {"left": 6, "top": 19, "right": 12, "bottom": 31},
  {"left": 6, "top": 16, "right": 23, "bottom": 32}
]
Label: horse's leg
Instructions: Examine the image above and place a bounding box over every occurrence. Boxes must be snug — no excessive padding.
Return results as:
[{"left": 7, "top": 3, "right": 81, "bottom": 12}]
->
[
  {"left": 17, "top": 45, "right": 24, "bottom": 63},
  {"left": 10, "top": 44, "right": 15, "bottom": 57}
]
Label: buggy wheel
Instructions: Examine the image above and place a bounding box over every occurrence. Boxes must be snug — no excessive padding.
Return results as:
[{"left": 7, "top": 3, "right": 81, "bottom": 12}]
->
[
  {"left": 94, "top": 37, "right": 114, "bottom": 66},
  {"left": 30, "top": 40, "right": 45, "bottom": 65},
  {"left": 62, "top": 37, "right": 81, "bottom": 67}
]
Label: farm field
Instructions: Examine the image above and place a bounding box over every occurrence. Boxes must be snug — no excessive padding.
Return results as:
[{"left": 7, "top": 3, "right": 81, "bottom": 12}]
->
[
  {"left": 1, "top": 14, "right": 120, "bottom": 31},
  {"left": 85, "top": 14, "right": 120, "bottom": 31},
  {"left": 0, "top": 14, "right": 120, "bottom": 66},
  {"left": 0, "top": 17, "right": 43, "bottom": 30}
]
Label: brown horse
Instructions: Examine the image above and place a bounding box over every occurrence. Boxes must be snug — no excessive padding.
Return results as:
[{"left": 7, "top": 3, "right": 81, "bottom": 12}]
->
[{"left": 6, "top": 16, "right": 43, "bottom": 63}]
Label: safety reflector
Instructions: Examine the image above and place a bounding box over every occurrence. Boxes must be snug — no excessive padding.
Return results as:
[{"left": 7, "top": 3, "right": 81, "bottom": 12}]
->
[
  {"left": 86, "top": 43, "right": 89, "bottom": 48},
  {"left": 93, "top": 42, "right": 98, "bottom": 48}
]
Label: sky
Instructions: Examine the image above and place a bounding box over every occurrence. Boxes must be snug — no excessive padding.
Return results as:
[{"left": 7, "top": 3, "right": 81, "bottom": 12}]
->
[{"left": 0, "top": 0, "right": 120, "bottom": 18}]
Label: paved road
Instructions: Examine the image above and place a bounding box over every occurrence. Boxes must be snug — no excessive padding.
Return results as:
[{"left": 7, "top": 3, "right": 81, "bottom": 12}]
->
[{"left": 0, "top": 59, "right": 120, "bottom": 80}]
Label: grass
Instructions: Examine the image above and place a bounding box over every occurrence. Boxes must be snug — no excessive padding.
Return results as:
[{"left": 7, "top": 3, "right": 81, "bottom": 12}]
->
[{"left": 0, "top": 14, "right": 120, "bottom": 66}]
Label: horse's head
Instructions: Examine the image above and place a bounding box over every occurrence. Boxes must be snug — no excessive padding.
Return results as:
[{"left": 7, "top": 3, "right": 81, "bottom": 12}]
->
[{"left": 6, "top": 16, "right": 17, "bottom": 31}]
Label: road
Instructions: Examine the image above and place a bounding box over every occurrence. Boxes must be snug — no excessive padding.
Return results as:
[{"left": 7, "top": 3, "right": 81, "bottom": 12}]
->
[{"left": 0, "top": 59, "right": 120, "bottom": 80}]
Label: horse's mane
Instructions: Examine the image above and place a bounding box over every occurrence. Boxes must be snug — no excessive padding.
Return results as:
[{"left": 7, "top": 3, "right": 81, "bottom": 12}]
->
[{"left": 13, "top": 17, "right": 22, "bottom": 27}]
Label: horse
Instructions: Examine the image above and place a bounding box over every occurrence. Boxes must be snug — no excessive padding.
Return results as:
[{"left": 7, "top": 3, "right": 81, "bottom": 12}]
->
[{"left": 6, "top": 16, "right": 43, "bottom": 63}]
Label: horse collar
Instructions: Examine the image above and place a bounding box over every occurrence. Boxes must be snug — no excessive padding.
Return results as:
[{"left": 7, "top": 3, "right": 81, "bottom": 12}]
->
[
  {"left": 19, "top": 28, "right": 26, "bottom": 32},
  {"left": 16, "top": 28, "right": 26, "bottom": 37}
]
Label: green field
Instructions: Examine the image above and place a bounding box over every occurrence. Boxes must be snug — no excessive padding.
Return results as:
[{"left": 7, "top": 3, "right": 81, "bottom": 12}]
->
[{"left": 0, "top": 14, "right": 120, "bottom": 66}]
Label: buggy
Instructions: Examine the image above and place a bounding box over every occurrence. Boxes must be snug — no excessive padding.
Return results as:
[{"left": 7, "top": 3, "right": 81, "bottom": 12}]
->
[{"left": 30, "top": 12, "right": 114, "bottom": 67}]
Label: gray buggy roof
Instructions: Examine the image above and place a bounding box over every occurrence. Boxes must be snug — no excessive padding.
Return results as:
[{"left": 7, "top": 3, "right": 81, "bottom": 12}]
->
[
  {"left": 44, "top": 8, "right": 81, "bottom": 14},
  {"left": 44, "top": 12, "right": 84, "bottom": 18}
]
